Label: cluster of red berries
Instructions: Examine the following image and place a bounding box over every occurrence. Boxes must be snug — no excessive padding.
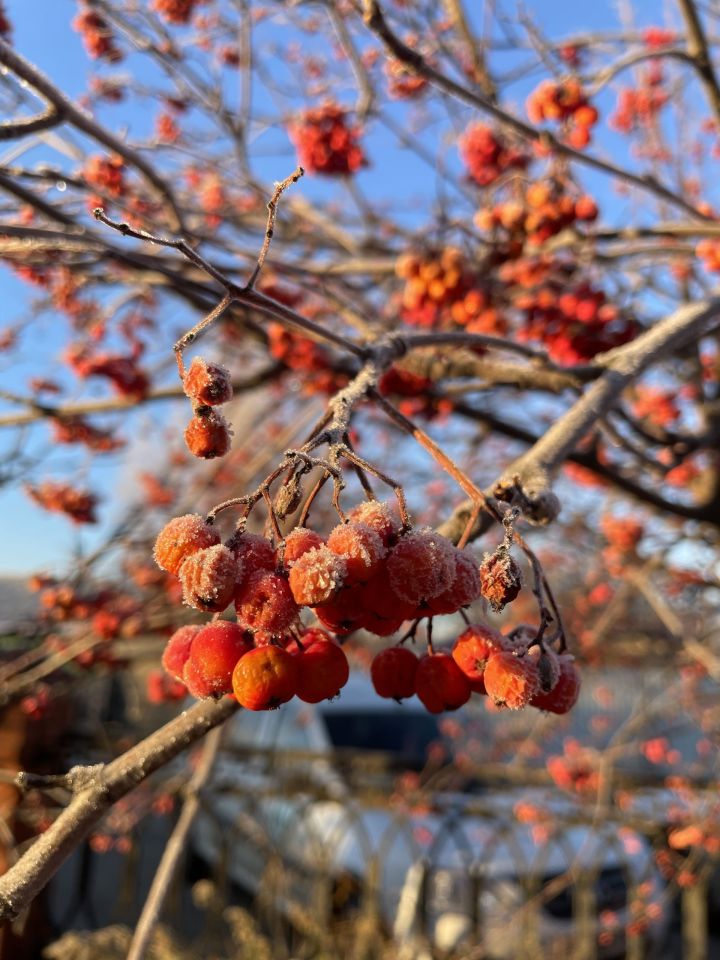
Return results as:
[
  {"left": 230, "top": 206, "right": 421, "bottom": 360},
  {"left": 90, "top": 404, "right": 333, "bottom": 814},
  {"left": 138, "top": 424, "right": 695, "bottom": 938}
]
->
[
  {"left": 475, "top": 181, "right": 599, "bottom": 246},
  {"left": 458, "top": 123, "right": 528, "bottom": 188},
  {"left": 65, "top": 344, "right": 150, "bottom": 399},
  {"left": 696, "top": 238, "right": 720, "bottom": 273},
  {"left": 73, "top": 7, "right": 123, "bottom": 63},
  {"left": 83, "top": 155, "right": 126, "bottom": 213},
  {"left": 161, "top": 621, "right": 349, "bottom": 710},
  {"left": 288, "top": 103, "right": 366, "bottom": 176},
  {"left": 25, "top": 481, "right": 98, "bottom": 525},
  {"left": 526, "top": 79, "right": 598, "bottom": 149},
  {"left": 395, "top": 248, "right": 502, "bottom": 333},
  {"left": 181, "top": 356, "right": 234, "bottom": 459},
  {"left": 267, "top": 323, "right": 346, "bottom": 395},
  {"left": 610, "top": 71, "right": 668, "bottom": 134},
  {"left": 385, "top": 57, "right": 428, "bottom": 100},
  {"left": 51, "top": 416, "right": 123, "bottom": 454},
  {"left": 151, "top": 0, "right": 198, "bottom": 25},
  {"left": 370, "top": 623, "right": 580, "bottom": 714},
  {"left": 377, "top": 365, "right": 452, "bottom": 421}
]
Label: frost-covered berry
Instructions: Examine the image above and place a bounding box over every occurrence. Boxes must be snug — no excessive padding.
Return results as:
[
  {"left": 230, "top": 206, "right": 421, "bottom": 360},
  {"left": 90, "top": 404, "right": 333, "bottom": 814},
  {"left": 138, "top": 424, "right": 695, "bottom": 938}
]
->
[
  {"left": 483, "top": 650, "right": 540, "bottom": 709},
  {"left": 235, "top": 569, "right": 299, "bottom": 634},
  {"left": 313, "top": 584, "right": 365, "bottom": 635},
  {"left": 346, "top": 500, "right": 400, "bottom": 546},
  {"left": 416, "top": 652, "right": 471, "bottom": 713},
  {"left": 428, "top": 547, "right": 481, "bottom": 614},
  {"left": 182, "top": 356, "right": 233, "bottom": 406},
  {"left": 185, "top": 620, "right": 254, "bottom": 695},
  {"left": 161, "top": 624, "right": 202, "bottom": 680},
  {"left": 184, "top": 409, "right": 232, "bottom": 459},
  {"left": 179, "top": 544, "right": 238, "bottom": 612},
  {"left": 327, "top": 521, "right": 385, "bottom": 584},
  {"left": 230, "top": 532, "right": 276, "bottom": 587},
  {"left": 154, "top": 514, "right": 220, "bottom": 576},
  {"left": 479, "top": 549, "right": 523, "bottom": 612},
  {"left": 231, "top": 646, "right": 298, "bottom": 710},
  {"left": 387, "top": 528, "right": 456, "bottom": 604},
  {"left": 371, "top": 646, "right": 418, "bottom": 700},
  {"left": 281, "top": 527, "right": 325, "bottom": 566},
  {"left": 288, "top": 545, "right": 346, "bottom": 606}
]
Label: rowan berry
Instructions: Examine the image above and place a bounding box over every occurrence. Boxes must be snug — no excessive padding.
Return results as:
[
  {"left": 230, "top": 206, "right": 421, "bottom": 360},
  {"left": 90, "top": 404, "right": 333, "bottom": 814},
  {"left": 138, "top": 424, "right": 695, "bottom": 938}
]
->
[
  {"left": 295, "top": 639, "right": 349, "bottom": 703},
  {"left": 483, "top": 651, "right": 540, "bottom": 709},
  {"left": 415, "top": 652, "right": 471, "bottom": 713},
  {"left": 451, "top": 624, "right": 506, "bottom": 693},
  {"left": 371, "top": 646, "right": 419, "bottom": 700},
  {"left": 531, "top": 654, "right": 581, "bottom": 714},
  {"left": 479, "top": 549, "right": 523, "bottom": 611},
  {"left": 313, "top": 584, "right": 365, "bottom": 635},
  {"left": 361, "top": 568, "right": 419, "bottom": 621},
  {"left": 230, "top": 532, "right": 276, "bottom": 583},
  {"left": 386, "top": 528, "right": 456, "bottom": 604},
  {"left": 346, "top": 500, "right": 400, "bottom": 546},
  {"left": 235, "top": 569, "right": 299, "bottom": 634},
  {"left": 179, "top": 544, "right": 238, "bottom": 612},
  {"left": 184, "top": 409, "right": 232, "bottom": 459},
  {"left": 327, "top": 521, "right": 386, "bottom": 584},
  {"left": 182, "top": 356, "right": 233, "bottom": 406},
  {"left": 281, "top": 527, "right": 325, "bottom": 566},
  {"left": 288, "top": 545, "right": 346, "bottom": 606},
  {"left": 231, "top": 646, "right": 299, "bottom": 710},
  {"left": 185, "top": 621, "right": 254, "bottom": 696},
  {"left": 428, "top": 547, "right": 481, "bottom": 614},
  {"left": 161, "top": 624, "right": 201, "bottom": 680},
  {"left": 154, "top": 514, "right": 220, "bottom": 576}
]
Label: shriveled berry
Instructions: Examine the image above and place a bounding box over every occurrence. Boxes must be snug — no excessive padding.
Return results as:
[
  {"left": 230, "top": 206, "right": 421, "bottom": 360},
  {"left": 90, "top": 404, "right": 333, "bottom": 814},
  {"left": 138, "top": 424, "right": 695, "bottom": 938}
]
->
[
  {"left": 371, "top": 646, "right": 418, "bottom": 700},
  {"left": 162, "top": 624, "right": 201, "bottom": 680},
  {"left": 236, "top": 569, "right": 299, "bottom": 634},
  {"left": 288, "top": 545, "right": 346, "bottom": 606},
  {"left": 451, "top": 624, "right": 506, "bottom": 694},
  {"left": 387, "top": 528, "right": 456, "bottom": 604},
  {"left": 295, "top": 639, "right": 349, "bottom": 703},
  {"left": 428, "top": 547, "right": 481, "bottom": 614},
  {"left": 232, "top": 645, "right": 299, "bottom": 710},
  {"left": 327, "top": 522, "right": 385, "bottom": 583},
  {"left": 479, "top": 549, "right": 523, "bottom": 612},
  {"left": 186, "top": 621, "right": 254, "bottom": 695},
  {"left": 531, "top": 655, "right": 581, "bottom": 714},
  {"left": 182, "top": 356, "right": 233, "bottom": 406},
  {"left": 154, "top": 514, "right": 220, "bottom": 576},
  {"left": 483, "top": 651, "right": 540, "bottom": 709},
  {"left": 415, "top": 652, "right": 471, "bottom": 713},
  {"left": 180, "top": 544, "right": 238, "bottom": 613},
  {"left": 184, "top": 409, "right": 232, "bottom": 459},
  {"left": 281, "top": 527, "right": 325, "bottom": 566},
  {"left": 347, "top": 500, "right": 400, "bottom": 546}
]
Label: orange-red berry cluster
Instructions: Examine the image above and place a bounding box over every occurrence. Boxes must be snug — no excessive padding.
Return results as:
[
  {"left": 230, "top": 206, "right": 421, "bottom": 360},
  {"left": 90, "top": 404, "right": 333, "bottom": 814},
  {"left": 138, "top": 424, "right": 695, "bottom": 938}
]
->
[
  {"left": 288, "top": 102, "right": 366, "bottom": 176},
  {"left": 395, "top": 248, "right": 502, "bottom": 333},
  {"left": 385, "top": 58, "right": 428, "bottom": 100},
  {"left": 459, "top": 123, "right": 528, "bottom": 188},
  {"left": 610, "top": 79, "right": 668, "bottom": 134},
  {"left": 25, "top": 481, "right": 98, "bottom": 525},
  {"left": 267, "top": 323, "right": 346, "bottom": 395},
  {"left": 151, "top": 0, "right": 198, "bottom": 25},
  {"left": 181, "top": 356, "right": 234, "bottom": 459},
  {"left": 475, "top": 180, "right": 598, "bottom": 246},
  {"left": 65, "top": 344, "right": 150, "bottom": 399},
  {"left": 73, "top": 8, "right": 123, "bottom": 62},
  {"left": 696, "top": 238, "right": 720, "bottom": 273},
  {"left": 371, "top": 623, "right": 580, "bottom": 714},
  {"left": 526, "top": 79, "right": 598, "bottom": 149}
]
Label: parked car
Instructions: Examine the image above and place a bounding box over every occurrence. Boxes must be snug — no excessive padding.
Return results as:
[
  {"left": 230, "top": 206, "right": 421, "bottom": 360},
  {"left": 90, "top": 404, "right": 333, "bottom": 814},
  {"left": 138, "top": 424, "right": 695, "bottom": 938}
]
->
[{"left": 191, "top": 673, "right": 671, "bottom": 958}]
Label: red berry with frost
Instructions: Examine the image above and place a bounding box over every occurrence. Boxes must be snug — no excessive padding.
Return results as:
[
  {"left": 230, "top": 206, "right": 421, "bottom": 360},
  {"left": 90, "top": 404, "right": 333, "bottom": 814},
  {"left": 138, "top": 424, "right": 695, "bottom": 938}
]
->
[
  {"left": 179, "top": 544, "right": 238, "bottom": 612},
  {"left": 230, "top": 532, "right": 276, "bottom": 586},
  {"left": 415, "top": 652, "right": 471, "bottom": 713},
  {"left": 479, "top": 549, "right": 523, "bottom": 612},
  {"left": 183, "top": 655, "right": 217, "bottom": 699},
  {"left": 288, "top": 545, "right": 346, "bottom": 606},
  {"left": 346, "top": 500, "right": 400, "bottom": 546},
  {"left": 483, "top": 651, "right": 540, "bottom": 709},
  {"left": 183, "top": 356, "right": 233, "bottom": 406},
  {"left": 161, "top": 624, "right": 201, "bottom": 680},
  {"left": 313, "top": 584, "right": 365, "bottom": 635},
  {"left": 236, "top": 569, "right": 299, "bottom": 634},
  {"left": 295, "top": 639, "right": 349, "bottom": 703},
  {"left": 231, "top": 645, "right": 299, "bottom": 710},
  {"left": 451, "top": 624, "right": 506, "bottom": 693},
  {"left": 281, "top": 527, "right": 325, "bottom": 566},
  {"left": 327, "top": 522, "right": 386, "bottom": 584},
  {"left": 371, "top": 646, "right": 419, "bottom": 700},
  {"left": 185, "top": 620, "right": 254, "bottom": 695},
  {"left": 184, "top": 409, "right": 232, "bottom": 459},
  {"left": 428, "top": 547, "right": 481, "bottom": 614},
  {"left": 154, "top": 514, "right": 220, "bottom": 576},
  {"left": 387, "top": 528, "right": 456, "bottom": 604},
  {"left": 531, "top": 655, "right": 581, "bottom": 714}
]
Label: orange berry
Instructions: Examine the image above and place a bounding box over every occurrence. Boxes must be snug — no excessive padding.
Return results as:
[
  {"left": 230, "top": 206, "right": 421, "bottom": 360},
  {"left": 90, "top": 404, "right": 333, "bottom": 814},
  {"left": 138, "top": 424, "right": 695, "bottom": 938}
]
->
[
  {"left": 387, "top": 528, "right": 456, "bottom": 604},
  {"left": 451, "top": 623, "right": 507, "bottom": 693},
  {"left": 179, "top": 544, "right": 238, "bottom": 612},
  {"left": 479, "top": 550, "right": 522, "bottom": 612},
  {"left": 371, "top": 646, "right": 418, "bottom": 700},
  {"left": 184, "top": 409, "right": 232, "bottom": 459},
  {"left": 415, "top": 652, "right": 471, "bottom": 713},
  {"left": 235, "top": 569, "right": 299, "bottom": 634},
  {"left": 295, "top": 639, "right": 349, "bottom": 703},
  {"left": 230, "top": 532, "right": 276, "bottom": 587},
  {"left": 154, "top": 514, "right": 220, "bottom": 576},
  {"left": 347, "top": 500, "right": 400, "bottom": 546},
  {"left": 483, "top": 651, "right": 540, "bottom": 709},
  {"left": 312, "top": 584, "right": 365, "bottom": 635},
  {"left": 327, "top": 522, "right": 385, "bottom": 584},
  {"left": 288, "top": 545, "right": 346, "bottom": 605},
  {"left": 281, "top": 527, "right": 325, "bottom": 566},
  {"left": 182, "top": 356, "right": 233, "bottom": 406},
  {"left": 231, "top": 646, "right": 299, "bottom": 710}
]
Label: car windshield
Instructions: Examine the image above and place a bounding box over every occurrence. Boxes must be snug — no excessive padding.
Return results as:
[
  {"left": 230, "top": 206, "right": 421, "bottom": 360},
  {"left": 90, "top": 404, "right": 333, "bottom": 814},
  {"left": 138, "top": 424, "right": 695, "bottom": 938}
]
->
[{"left": 320, "top": 710, "right": 442, "bottom": 769}]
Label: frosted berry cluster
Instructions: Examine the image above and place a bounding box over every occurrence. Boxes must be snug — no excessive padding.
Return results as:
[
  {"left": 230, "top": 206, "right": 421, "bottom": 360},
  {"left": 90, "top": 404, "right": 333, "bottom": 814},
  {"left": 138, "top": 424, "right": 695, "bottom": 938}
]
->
[
  {"left": 288, "top": 102, "right": 366, "bottom": 176},
  {"left": 371, "top": 623, "right": 581, "bottom": 715},
  {"left": 459, "top": 123, "right": 528, "bottom": 188},
  {"left": 181, "top": 355, "right": 234, "bottom": 459},
  {"left": 526, "top": 79, "right": 598, "bottom": 149}
]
